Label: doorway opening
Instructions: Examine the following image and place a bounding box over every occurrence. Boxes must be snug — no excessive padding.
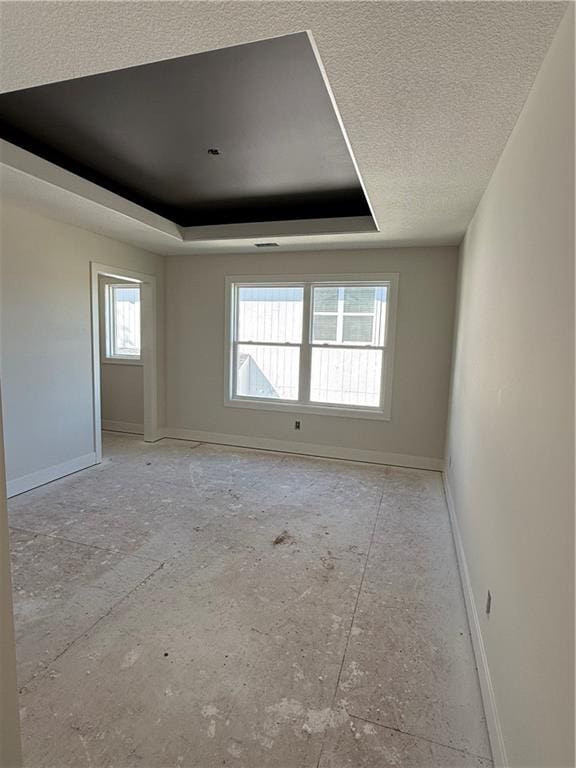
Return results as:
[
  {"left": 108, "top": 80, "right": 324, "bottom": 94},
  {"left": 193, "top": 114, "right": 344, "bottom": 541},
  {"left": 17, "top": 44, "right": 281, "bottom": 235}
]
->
[{"left": 90, "top": 263, "right": 158, "bottom": 462}]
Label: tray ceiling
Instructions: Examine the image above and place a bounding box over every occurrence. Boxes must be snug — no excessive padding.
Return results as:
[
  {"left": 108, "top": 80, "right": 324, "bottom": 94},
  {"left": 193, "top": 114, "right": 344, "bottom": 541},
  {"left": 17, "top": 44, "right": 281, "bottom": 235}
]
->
[
  {"left": 0, "top": 32, "right": 375, "bottom": 233},
  {"left": 0, "top": 1, "right": 567, "bottom": 254}
]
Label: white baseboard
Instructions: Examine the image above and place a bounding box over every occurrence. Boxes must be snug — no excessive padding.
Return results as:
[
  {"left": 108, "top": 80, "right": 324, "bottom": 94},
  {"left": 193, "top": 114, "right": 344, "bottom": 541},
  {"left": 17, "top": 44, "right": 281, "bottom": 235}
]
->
[
  {"left": 443, "top": 475, "right": 507, "bottom": 767},
  {"left": 102, "top": 420, "right": 144, "bottom": 435},
  {"left": 160, "top": 427, "right": 443, "bottom": 471},
  {"left": 6, "top": 452, "right": 98, "bottom": 498}
]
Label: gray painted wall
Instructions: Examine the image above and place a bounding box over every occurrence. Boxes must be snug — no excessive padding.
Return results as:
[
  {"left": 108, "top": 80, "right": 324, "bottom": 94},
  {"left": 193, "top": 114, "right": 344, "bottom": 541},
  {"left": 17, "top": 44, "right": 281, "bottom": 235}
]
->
[
  {"left": 165, "top": 247, "right": 458, "bottom": 463},
  {"left": 101, "top": 364, "right": 144, "bottom": 428},
  {"left": 0, "top": 384, "right": 22, "bottom": 767},
  {"left": 445, "top": 8, "right": 574, "bottom": 766},
  {"left": 0, "top": 204, "right": 164, "bottom": 486}
]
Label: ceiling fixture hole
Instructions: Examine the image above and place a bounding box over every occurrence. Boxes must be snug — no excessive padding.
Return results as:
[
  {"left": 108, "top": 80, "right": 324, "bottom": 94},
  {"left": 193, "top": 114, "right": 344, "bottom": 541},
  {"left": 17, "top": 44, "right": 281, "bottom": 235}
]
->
[{"left": 207, "top": 148, "right": 221, "bottom": 155}]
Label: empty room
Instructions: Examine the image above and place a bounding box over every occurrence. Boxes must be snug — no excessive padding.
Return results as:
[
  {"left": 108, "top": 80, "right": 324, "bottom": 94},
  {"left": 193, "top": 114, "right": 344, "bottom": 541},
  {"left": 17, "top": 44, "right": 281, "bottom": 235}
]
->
[{"left": 0, "top": 2, "right": 573, "bottom": 767}]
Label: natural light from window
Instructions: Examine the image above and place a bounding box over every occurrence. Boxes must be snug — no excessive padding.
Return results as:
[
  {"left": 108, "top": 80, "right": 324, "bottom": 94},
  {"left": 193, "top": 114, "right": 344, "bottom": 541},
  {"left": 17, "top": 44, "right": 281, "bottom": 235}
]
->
[
  {"left": 105, "top": 284, "right": 141, "bottom": 359},
  {"left": 310, "top": 285, "right": 386, "bottom": 407},
  {"left": 228, "top": 277, "right": 396, "bottom": 416}
]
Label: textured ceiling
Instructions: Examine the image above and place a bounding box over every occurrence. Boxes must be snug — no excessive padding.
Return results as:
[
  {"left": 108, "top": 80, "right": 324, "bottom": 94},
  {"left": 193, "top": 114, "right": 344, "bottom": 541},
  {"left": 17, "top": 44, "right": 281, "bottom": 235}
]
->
[
  {"left": 0, "top": 0, "right": 567, "bottom": 254},
  {"left": 0, "top": 31, "right": 375, "bottom": 228}
]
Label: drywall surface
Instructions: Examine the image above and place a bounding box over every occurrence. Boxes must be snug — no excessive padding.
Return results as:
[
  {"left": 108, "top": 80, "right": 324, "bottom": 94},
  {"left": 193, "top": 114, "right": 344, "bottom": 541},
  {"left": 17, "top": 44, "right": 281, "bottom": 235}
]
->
[
  {"left": 98, "top": 276, "right": 144, "bottom": 429},
  {"left": 0, "top": 204, "right": 164, "bottom": 488},
  {"left": 165, "top": 247, "right": 457, "bottom": 464},
  {"left": 0, "top": 386, "right": 22, "bottom": 766},
  {"left": 445, "top": 8, "right": 574, "bottom": 767},
  {"left": 101, "top": 364, "right": 144, "bottom": 428}
]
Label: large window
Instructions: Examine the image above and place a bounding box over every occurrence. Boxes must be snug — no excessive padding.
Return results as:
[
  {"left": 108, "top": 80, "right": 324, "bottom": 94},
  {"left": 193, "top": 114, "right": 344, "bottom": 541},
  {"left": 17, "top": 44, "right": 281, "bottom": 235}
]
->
[
  {"left": 104, "top": 283, "right": 141, "bottom": 360},
  {"left": 226, "top": 275, "right": 398, "bottom": 419}
]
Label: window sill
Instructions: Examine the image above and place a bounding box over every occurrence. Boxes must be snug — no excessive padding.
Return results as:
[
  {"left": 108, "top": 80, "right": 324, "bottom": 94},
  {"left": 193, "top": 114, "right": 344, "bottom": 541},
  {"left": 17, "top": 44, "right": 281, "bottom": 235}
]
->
[
  {"left": 102, "top": 357, "right": 143, "bottom": 367},
  {"left": 225, "top": 397, "right": 391, "bottom": 421}
]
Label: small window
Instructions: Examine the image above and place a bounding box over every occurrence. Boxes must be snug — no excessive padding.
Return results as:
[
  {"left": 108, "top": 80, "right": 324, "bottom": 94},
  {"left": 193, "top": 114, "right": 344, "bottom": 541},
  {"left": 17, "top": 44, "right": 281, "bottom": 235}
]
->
[
  {"left": 105, "top": 283, "right": 141, "bottom": 360},
  {"left": 227, "top": 275, "right": 398, "bottom": 419}
]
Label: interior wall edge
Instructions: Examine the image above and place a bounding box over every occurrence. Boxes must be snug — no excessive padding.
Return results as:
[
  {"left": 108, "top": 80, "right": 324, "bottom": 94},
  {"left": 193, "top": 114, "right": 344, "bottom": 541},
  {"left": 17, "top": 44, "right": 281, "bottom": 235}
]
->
[
  {"left": 5, "top": 451, "right": 97, "bottom": 499},
  {"left": 0, "top": 385, "right": 23, "bottom": 767},
  {"left": 0, "top": 202, "right": 166, "bottom": 486},
  {"left": 442, "top": 474, "right": 506, "bottom": 767}
]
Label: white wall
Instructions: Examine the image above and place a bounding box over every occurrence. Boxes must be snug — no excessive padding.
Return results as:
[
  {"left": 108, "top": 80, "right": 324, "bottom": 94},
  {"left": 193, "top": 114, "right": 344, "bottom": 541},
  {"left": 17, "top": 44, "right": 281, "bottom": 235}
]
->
[
  {"left": 0, "top": 383, "right": 22, "bottom": 767},
  {"left": 165, "top": 247, "right": 458, "bottom": 466},
  {"left": 445, "top": 8, "right": 574, "bottom": 767},
  {"left": 99, "top": 276, "right": 144, "bottom": 431},
  {"left": 0, "top": 204, "right": 164, "bottom": 493},
  {"left": 101, "top": 365, "right": 144, "bottom": 429}
]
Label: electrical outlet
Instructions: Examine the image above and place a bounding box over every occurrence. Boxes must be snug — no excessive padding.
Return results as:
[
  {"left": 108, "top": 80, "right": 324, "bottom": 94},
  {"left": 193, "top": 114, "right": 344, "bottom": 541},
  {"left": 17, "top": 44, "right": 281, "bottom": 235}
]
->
[
  {"left": 486, "top": 590, "right": 492, "bottom": 616},
  {"left": 294, "top": 420, "right": 301, "bottom": 431}
]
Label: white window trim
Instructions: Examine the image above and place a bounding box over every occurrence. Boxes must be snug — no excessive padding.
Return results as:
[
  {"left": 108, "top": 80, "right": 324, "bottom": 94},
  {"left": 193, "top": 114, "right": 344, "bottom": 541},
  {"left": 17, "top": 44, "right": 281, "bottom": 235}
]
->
[
  {"left": 101, "top": 358, "right": 143, "bottom": 367},
  {"left": 103, "top": 282, "right": 142, "bottom": 363},
  {"left": 224, "top": 273, "right": 399, "bottom": 421}
]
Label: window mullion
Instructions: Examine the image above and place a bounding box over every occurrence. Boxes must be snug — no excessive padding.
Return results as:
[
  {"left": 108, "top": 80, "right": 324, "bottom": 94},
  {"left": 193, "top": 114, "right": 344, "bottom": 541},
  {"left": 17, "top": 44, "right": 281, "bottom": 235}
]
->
[{"left": 299, "top": 284, "right": 312, "bottom": 404}]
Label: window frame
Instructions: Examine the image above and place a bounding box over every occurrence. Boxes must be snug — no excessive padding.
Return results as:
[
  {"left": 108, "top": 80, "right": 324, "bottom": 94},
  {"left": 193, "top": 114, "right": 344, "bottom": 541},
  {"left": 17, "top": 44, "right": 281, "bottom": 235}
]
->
[
  {"left": 225, "top": 273, "right": 399, "bottom": 421},
  {"left": 103, "top": 282, "right": 142, "bottom": 364}
]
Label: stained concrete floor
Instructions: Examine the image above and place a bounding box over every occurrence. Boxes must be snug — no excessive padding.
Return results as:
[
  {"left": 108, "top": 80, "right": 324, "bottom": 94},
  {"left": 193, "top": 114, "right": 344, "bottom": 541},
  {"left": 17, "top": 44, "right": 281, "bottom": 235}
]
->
[{"left": 9, "top": 432, "right": 492, "bottom": 767}]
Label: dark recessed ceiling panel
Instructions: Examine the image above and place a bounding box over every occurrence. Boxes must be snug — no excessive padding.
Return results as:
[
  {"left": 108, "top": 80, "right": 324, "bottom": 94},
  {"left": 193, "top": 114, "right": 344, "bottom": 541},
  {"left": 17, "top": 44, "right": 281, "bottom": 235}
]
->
[{"left": 0, "top": 33, "right": 373, "bottom": 229}]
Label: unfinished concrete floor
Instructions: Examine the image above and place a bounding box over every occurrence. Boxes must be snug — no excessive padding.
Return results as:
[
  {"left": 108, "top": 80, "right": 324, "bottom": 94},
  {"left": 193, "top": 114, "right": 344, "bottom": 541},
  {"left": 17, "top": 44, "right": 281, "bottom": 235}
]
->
[{"left": 9, "top": 432, "right": 492, "bottom": 767}]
